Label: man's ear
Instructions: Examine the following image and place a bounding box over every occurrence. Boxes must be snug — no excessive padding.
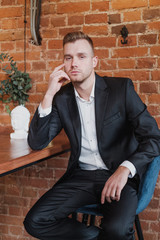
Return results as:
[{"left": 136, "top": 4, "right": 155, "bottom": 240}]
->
[{"left": 93, "top": 56, "right": 98, "bottom": 68}]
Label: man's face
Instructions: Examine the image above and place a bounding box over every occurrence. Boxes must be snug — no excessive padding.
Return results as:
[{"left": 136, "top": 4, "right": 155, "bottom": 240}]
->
[{"left": 63, "top": 39, "right": 98, "bottom": 84}]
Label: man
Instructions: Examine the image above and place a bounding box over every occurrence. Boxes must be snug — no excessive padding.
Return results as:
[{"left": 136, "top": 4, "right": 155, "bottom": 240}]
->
[{"left": 24, "top": 31, "right": 160, "bottom": 240}]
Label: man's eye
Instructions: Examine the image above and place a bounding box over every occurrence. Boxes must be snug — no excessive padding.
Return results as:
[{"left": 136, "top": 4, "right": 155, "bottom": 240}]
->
[{"left": 65, "top": 57, "right": 71, "bottom": 61}]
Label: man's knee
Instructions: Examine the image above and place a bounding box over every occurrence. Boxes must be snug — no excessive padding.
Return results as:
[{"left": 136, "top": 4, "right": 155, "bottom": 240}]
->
[
  {"left": 23, "top": 217, "right": 40, "bottom": 238},
  {"left": 99, "top": 221, "right": 134, "bottom": 240},
  {"left": 23, "top": 210, "right": 56, "bottom": 238}
]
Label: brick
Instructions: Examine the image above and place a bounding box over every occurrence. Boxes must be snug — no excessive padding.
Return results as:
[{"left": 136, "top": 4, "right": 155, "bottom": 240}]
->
[
  {"left": 9, "top": 206, "right": 22, "bottom": 216},
  {"left": 143, "top": 232, "right": 158, "bottom": 240},
  {"left": 47, "top": 158, "right": 68, "bottom": 168},
  {"left": 112, "top": 47, "right": 148, "bottom": 58},
  {"left": 1, "top": 0, "right": 16, "bottom": 5},
  {"left": 150, "top": 0, "right": 160, "bottom": 6},
  {"left": 16, "top": 40, "right": 29, "bottom": 51},
  {"left": 26, "top": 51, "right": 41, "bottom": 61},
  {"left": 138, "top": 34, "right": 157, "bottom": 45},
  {"left": 148, "top": 105, "right": 160, "bottom": 116},
  {"left": 46, "top": 50, "right": 63, "bottom": 60},
  {"left": 151, "top": 70, "right": 160, "bottom": 80},
  {"left": 39, "top": 169, "right": 54, "bottom": 179},
  {"left": 118, "top": 59, "right": 136, "bottom": 69},
  {"left": 108, "top": 14, "right": 121, "bottom": 24},
  {"left": 0, "top": 31, "right": 14, "bottom": 41},
  {"left": 22, "top": 188, "right": 38, "bottom": 198},
  {"left": 150, "top": 222, "right": 160, "bottom": 233},
  {"left": 32, "top": 61, "right": 46, "bottom": 71},
  {"left": 10, "top": 52, "right": 24, "bottom": 61},
  {"left": 59, "top": 27, "right": 81, "bottom": 37},
  {"left": 0, "top": 214, "right": 23, "bottom": 225},
  {"left": 42, "top": 29, "right": 57, "bottom": 38},
  {"left": 85, "top": 13, "right": 108, "bottom": 24},
  {"left": 6, "top": 185, "right": 20, "bottom": 196},
  {"left": 112, "top": 23, "right": 147, "bottom": 35},
  {"left": 12, "top": 30, "right": 24, "bottom": 41},
  {"left": 100, "top": 59, "right": 117, "bottom": 70},
  {"left": 150, "top": 46, "right": 160, "bottom": 56},
  {"left": 36, "top": 83, "right": 48, "bottom": 93},
  {"left": 148, "top": 198, "right": 159, "bottom": 209},
  {"left": 140, "top": 82, "right": 158, "bottom": 93},
  {"left": 94, "top": 49, "right": 109, "bottom": 59},
  {"left": 0, "top": 224, "right": 9, "bottom": 234},
  {"left": 118, "top": 35, "right": 137, "bottom": 47},
  {"left": 134, "top": 71, "right": 150, "bottom": 81},
  {"left": 68, "top": 15, "right": 84, "bottom": 26},
  {"left": 57, "top": 2, "right": 90, "bottom": 14},
  {"left": 55, "top": 169, "right": 66, "bottom": 179},
  {"left": 51, "top": 16, "right": 66, "bottom": 27},
  {"left": 123, "top": 10, "right": 141, "bottom": 22},
  {"left": 1, "top": 42, "right": 15, "bottom": 51},
  {"left": 136, "top": 58, "right": 156, "bottom": 69},
  {"left": 9, "top": 225, "right": 23, "bottom": 235},
  {"left": 40, "top": 17, "right": 50, "bottom": 27},
  {"left": 143, "top": 8, "right": 160, "bottom": 20},
  {"left": 1, "top": 19, "right": 17, "bottom": 29},
  {"left": 148, "top": 94, "right": 160, "bottom": 104},
  {"left": 148, "top": 21, "right": 160, "bottom": 31},
  {"left": 92, "top": 1, "right": 109, "bottom": 11},
  {"left": 111, "top": 0, "right": 148, "bottom": 10},
  {"left": 41, "top": 3, "right": 56, "bottom": 15},
  {"left": 0, "top": 7, "right": 23, "bottom": 18},
  {"left": 83, "top": 25, "right": 108, "bottom": 35},
  {"left": 48, "top": 60, "right": 63, "bottom": 71},
  {"left": 29, "top": 94, "right": 44, "bottom": 103},
  {"left": 0, "top": 115, "right": 11, "bottom": 124},
  {"left": 93, "top": 37, "right": 116, "bottom": 48}
]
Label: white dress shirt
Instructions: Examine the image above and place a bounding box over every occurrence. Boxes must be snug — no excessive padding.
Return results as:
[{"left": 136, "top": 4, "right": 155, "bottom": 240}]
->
[{"left": 39, "top": 82, "right": 136, "bottom": 178}]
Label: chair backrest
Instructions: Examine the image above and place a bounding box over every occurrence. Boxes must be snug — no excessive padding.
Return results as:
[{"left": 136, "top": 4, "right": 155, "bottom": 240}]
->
[{"left": 136, "top": 155, "right": 160, "bottom": 215}]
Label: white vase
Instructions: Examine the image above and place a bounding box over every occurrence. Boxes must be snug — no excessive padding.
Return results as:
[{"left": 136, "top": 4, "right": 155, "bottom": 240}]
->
[{"left": 10, "top": 105, "right": 30, "bottom": 139}]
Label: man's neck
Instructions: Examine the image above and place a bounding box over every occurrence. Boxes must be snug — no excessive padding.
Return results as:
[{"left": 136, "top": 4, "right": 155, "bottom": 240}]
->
[{"left": 74, "top": 73, "right": 95, "bottom": 101}]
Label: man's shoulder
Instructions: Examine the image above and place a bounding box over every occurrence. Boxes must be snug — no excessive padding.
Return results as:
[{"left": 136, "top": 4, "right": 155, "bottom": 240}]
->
[
  {"left": 96, "top": 73, "right": 133, "bottom": 91},
  {"left": 101, "top": 75, "right": 132, "bottom": 86}
]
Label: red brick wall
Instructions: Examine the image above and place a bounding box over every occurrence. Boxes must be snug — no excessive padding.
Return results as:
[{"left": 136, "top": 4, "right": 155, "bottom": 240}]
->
[{"left": 0, "top": 0, "right": 160, "bottom": 239}]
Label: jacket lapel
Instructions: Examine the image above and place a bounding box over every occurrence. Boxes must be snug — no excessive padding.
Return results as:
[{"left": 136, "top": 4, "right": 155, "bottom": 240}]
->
[
  {"left": 67, "top": 86, "right": 81, "bottom": 147},
  {"left": 95, "top": 74, "right": 109, "bottom": 141},
  {"left": 66, "top": 74, "right": 109, "bottom": 149}
]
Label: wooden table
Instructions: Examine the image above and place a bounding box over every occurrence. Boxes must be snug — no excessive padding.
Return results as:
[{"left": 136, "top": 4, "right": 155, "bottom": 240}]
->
[{"left": 0, "top": 133, "right": 70, "bottom": 177}]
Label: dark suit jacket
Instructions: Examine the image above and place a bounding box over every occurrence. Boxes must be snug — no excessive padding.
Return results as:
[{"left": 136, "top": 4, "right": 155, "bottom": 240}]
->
[{"left": 28, "top": 74, "right": 160, "bottom": 183}]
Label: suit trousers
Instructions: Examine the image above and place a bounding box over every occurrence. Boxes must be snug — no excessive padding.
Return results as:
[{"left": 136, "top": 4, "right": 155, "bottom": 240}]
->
[{"left": 24, "top": 169, "right": 138, "bottom": 240}]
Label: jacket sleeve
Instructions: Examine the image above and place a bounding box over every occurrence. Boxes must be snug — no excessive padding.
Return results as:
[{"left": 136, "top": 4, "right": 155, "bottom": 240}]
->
[
  {"left": 28, "top": 101, "right": 63, "bottom": 150},
  {"left": 126, "top": 79, "right": 160, "bottom": 179}
]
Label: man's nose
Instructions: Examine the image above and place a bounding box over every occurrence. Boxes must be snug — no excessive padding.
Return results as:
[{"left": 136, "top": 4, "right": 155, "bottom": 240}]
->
[{"left": 71, "top": 57, "right": 78, "bottom": 67}]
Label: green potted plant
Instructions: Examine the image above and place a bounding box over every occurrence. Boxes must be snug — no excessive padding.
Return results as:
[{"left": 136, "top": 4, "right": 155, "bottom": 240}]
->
[
  {"left": 0, "top": 53, "right": 32, "bottom": 114},
  {"left": 0, "top": 53, "right": 32, "bottom": 139}
]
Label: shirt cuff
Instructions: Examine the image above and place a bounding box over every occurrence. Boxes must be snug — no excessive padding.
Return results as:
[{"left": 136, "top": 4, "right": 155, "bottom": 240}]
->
[
  {"left": 38, "top": 103, "right": 52, "bottom": 118},
  {"left": 120, "top": 160, "right": 136, "bottom": 178}
]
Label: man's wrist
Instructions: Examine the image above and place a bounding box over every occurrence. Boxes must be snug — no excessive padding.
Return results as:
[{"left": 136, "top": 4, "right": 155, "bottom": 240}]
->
[{"left": 120, "top": 160, "right": 136, "bottom": 178}]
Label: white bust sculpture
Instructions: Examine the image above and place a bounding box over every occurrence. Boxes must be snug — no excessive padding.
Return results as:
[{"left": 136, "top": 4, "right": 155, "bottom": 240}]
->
[{"left": 10, "top": 105, "right": 30, "bottom": 139}]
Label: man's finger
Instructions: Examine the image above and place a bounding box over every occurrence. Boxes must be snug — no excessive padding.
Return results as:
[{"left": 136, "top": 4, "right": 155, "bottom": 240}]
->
[{"left": 53, "top": 63, "right": 65, "bottom": 72}]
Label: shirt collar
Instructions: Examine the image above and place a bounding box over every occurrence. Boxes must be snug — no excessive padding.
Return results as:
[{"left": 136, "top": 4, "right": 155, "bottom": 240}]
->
[{"left": 74, "top": 79, "right": 95, "bottom": 102}]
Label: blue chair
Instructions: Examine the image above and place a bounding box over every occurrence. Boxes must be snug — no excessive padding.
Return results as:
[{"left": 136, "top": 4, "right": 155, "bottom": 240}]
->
[{"left": 73, "top": 156, "right": 160, "bottom": 240}]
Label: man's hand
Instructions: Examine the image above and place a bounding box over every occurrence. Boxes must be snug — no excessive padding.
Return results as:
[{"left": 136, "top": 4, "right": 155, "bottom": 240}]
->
[
  {"left": 41, "top": 64, "right": 70, "bottom": 109},
  {"left": 101, "top": 166, "right": 130, "bottom": 204}
]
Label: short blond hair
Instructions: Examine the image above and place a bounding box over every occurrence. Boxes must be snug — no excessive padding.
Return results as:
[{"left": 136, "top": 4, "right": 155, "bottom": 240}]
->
[{"left": 63, "top": 31, "right": 94, "bottom": 53}]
